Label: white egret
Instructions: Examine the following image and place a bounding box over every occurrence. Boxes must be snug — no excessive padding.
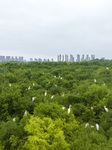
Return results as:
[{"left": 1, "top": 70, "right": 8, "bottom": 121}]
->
[
  {"left": 9, "top": 83, "right": 11, "bottom": 87},
  {"left": 94, "top": 79, "right": 96, "bottom": 83},
  {"left": 51, "top": 95, "right": 54, "bottom": 99},
  {"left": 85, "top": 123, "right": 89, "bottom": 128},
  {"left": 68, "top": 105, "right": 72, "bottom": 114},
  {"left": 32, "top": 97, "right": 36, "bottom": 101},
  {"left": 60, "top": 77, "right": 62, "bottom": 79},
  {"left": 33, "top": 83, "right": 35, "bottom": 86},
  {"left": 90, "top": 125, "right": 94, "bottom": 128},
  {"left": 104, "top": 106, "right": 108, "bottom": 112},
  {"left": 54, "top": 76, "right": 56, "bottom": 78},
  {"left": 62, "top": 94, "right": 64, "bottom": 97},
  {"left": 28, "top": 86, "right": 30, "bottom": 90},
  {"left": 62, "top": 107, "right": 65, "bottom": 110},
  {"left": 91, "top": 107, "right": 93, "bottom": 111},
  {"left": 45, "top": 91, "right": 47, "bottom": 96},
  {"left": 24, "top": 110, "right": 27, "bottom": 117},
  {"left": 12, "top": 118, "right": 16, "bottom": 122},
  {"left": 96, "top": 124, "right": 99, "bottom": 131},
  {"left": 106, "top": 67, "right": 109, "bottom": 69}
]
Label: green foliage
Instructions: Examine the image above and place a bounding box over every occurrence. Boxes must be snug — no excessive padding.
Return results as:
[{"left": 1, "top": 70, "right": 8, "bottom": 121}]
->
[{"left": 0, "top": 60, "right": 112, "bottom": 149}]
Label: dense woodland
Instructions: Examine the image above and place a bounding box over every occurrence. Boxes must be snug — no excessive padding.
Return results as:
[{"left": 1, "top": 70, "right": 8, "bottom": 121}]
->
[{"left": 0, "top": 60, "right": 112, "bottom": 149}]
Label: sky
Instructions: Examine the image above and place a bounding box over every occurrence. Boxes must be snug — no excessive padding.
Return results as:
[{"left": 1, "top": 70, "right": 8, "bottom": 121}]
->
[{"left": 0, "top": 0, "right": 112, "bottom": 61}]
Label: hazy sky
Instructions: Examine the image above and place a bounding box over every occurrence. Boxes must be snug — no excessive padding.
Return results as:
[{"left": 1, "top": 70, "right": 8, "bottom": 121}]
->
[{"left": 0, "top": 0, "right": 112, "bottom": 61}]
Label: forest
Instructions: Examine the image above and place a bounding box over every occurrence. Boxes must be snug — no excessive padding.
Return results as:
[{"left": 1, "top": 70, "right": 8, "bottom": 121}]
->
[{"left": 0, "top": 60, "right": 112, "bottom": 150}]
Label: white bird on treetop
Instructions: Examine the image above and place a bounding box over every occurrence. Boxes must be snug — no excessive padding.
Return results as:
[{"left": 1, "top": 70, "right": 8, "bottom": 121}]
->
[
  {"left": 68, "top": 105, "right": 72, "bottom": 114},
  {"left": 85, "top": 123, "right": 89, "bottom": 128},
  {"left": 90, "top": 125, "right": 95, "bottom": 128},
  {"left": 12, "top": 118, "right": 16, "bottom": 122},
  {"left": 24, "top": 110, "right": 27, "bottom": 117},
  {"left": 32, "top": 97, "right": 36, "bottom": 101},
  {"left": 62, "top": 94, "right": 64, "bottom": 97},
  {"left": 91, "top": 107, "right": 93, "bottom": 111},
  {"left": 96, "top": 123, "right": 99, "bottom": 131},
  {"left": 45, "top": 91, "right": 47, "bottom": 96},
  {"left": 94, "top": 79, "right": 96, "bottom": 83},
  {"left": 104, "top": 106, "right": 108, "bottom": 112},
  {"left": 28, "top": 86, "right": 30, "bottom": 90},
  {"left": 51, "top": 95, "right": 54, "bottom": 99},
  {"left": 62, "top": 107, "right": 65, "bottom": 110},
  {"left": 9, "top": 83, "right": 11, "bottom": 87},
  {"left": 33, "top": 83, "right": 35, "bottom": 86}
]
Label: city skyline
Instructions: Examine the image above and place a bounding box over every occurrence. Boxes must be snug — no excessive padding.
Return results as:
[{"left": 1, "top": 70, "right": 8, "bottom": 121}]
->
[
  {"left": 0, "top": 0, "right": 112, "bottom": 60},
  {"left": 0, "top": 53, "right": 107, "bottom": 62}
]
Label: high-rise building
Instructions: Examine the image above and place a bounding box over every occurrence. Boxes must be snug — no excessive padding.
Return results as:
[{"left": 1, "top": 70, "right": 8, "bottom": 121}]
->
[
  {"left": 6, "top": 56, "right": 11, "bottom": 62},
  {"left": 70, "top": 54, "right": 74, "bottom": 62},
  {"left": 91, "top": 55, "right": 95, "bottom": 60},
  {"left": 81, "top": 54, "right": 84, "bottom": 61},
  {"left": 0, "top": 56, "right": 5, "bottom": 62},
  {"left": 65, "top": 54, "right": 69, "bottom": 62},
  {"left": 76, "top": 54, "right": 80, "bottom": 62},
  {"left": 62, "top": 55, "right": 64, "bottom": 62},
  {"left": 85, "top": 55, "right": 90, "bottom": 61}
]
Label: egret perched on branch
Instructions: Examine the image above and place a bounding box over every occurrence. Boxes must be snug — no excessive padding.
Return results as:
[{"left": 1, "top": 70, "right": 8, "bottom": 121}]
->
[
  {"left": 54, "top": 76, "right": 56, "bottom": 78},
  {"left": 60, "top": 77, "right": 63, "bottom": 79},
  {"left": 12, "top": 118, "right": 16, "bottom": 122},
  {"left": 68, "top": 105, "right": 72, "bottom": 114},
  {"left": 62, "top": 107, "right": 65, "bottom": 110},
  {"left": 28, "top": 86, "right": 30, "bottom": 90},
  {"left": 85, "top": 123, "right": 89, "bottom": 128},
  {"left": 94, "top": 79, "right": 96, "bottom": 83},
  {"left": 33, "top": 83, "right": 35, "bottom": 86},
  {"left": 24, "top": 110, "right": 27, "bottom": 117},
  {"left": 45, "top": 91, "right": 47, "bottom": 96},
  {"left": 90, "top": 125, "right": 94, "bottom": 128},
  {"left": 62, "top": 94, "right": 64, "bottom": 97},
  {"left": 51, "top": 95, "right": 54, "bottom": 99},
  {"left": 32, "top": 97, "right": 36, "bottom": 101},
  {"left": 106, "top": 67, "right": 109, "bottom": 69},
  {"left": 91, "top": 107, "right": 93, "bottom": 111},
  {"left": 9, "top": 83, "right": 11, "bottom": 87},
  {"left": 104, "top": 106, "right": 108, "bottom": 112},
  {"left": 96, "top": 124, "right": 99, "bottom": 131}
]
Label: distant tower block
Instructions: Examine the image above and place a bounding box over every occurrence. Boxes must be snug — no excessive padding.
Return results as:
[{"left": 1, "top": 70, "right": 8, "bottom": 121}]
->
[
  {"left": 81, "top": 54, "right": 84, "bottom": 61},
  {"left": 70, "top": 54, "right": 74, "bottom": 62},
  {"left": 85, "top": 55, "right": 90, "bottom": 61},
  {"left": 76, "top": 54, "right": 80, "bottom": 62},
  {"left": 91, "top": 55, "right": 95, "bottom": 60},
  {"left": 57, "top": 54, "right": 61, "bottom": 62},
  {"left": 65, "top": 54, "right": 69, "bottom": 62},
  {"left": 62, "top": 55, "right": 64, "bottom": 62}
]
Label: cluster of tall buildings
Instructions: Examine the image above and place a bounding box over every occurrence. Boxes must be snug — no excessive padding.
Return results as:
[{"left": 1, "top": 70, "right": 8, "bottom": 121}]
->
[
  {"left": 0, "top": 56, "right": 24, "bottom": 62},
  {"left": 0, "top": 54, "right": 96, "bottom": 63},
  {"left": 57, "top": 54, "right": 95, "bottom": 62}
]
